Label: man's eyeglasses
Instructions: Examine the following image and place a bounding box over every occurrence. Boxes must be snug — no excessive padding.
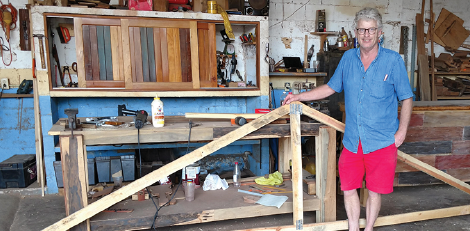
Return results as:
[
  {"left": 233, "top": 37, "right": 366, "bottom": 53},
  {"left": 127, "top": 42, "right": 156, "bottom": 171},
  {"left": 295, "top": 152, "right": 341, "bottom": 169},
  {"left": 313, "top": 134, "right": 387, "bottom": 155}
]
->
[{"left": 356, "top": 28, "right": 378, "bottom": 35}]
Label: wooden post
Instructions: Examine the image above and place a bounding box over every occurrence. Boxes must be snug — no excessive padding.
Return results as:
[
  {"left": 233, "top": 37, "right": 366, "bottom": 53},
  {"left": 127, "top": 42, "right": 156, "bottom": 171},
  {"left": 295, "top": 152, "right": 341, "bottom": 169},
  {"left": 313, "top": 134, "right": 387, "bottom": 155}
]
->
[
  {"left": 278, "top": 137, "right": 291, "bottom": 174},
  {"left": 315, "top": 126, "right": 336, "bottom": 222},
  {"left": 60, "top": 135, "right": 90, "bottom": 231},
  {"left": 430, "top": 0, "right": 437, "bottom": 101},
  {"left": 290, "top": 103, "right": 303, "bottom": 229}
]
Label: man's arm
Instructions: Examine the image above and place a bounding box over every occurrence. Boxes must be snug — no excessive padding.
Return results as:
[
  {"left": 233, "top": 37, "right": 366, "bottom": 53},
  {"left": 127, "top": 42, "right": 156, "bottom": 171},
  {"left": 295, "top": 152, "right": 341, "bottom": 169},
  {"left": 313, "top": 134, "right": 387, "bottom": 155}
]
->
[
  {"left": 282, "top": 84, "right": 336, "bottom": 105},
  {"left": 395, "top": 97, "right": 413, "bottom": 147}
]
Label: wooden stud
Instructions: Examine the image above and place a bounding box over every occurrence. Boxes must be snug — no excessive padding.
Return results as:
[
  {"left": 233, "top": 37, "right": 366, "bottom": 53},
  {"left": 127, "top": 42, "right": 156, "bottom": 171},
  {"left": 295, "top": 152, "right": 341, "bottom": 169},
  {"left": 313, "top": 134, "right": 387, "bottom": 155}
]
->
[
  {"left": 147, "top": 27, "right": 156, "bottom": 82},
  {"left": 60, "top": 135, "right": 90, "bottom": 231},
  {"left": 89, "top": 25, "right": 100, "bottom": 81},
  {"left": 154, "top": 28, "right": 163, "bottom": 82},
  {"left": 133, "top": 27, "right": 143, "bottom": 83},
  {"left": 278, "top": 137, "right": 291, "bottom": 174},
  {"left": 96, "top": 26, "right": 106, "bottom": 80},
  {"left": 103, "top": 26, "right": 113, "bottom": 81},
  {"left": 324, "top": 126, "right": 336, "bottom": 221},
  {"left": 110, "top": 26, "right": 122, "bottom": 81},
  {"left": 179, "top": 28, "right": 191, "bottom": 83},
  {"left": 43, "top": 105, "right": 290, "bottom": 231},
  {"left": 140, "top": 27, "right": 150, "bottom": 82},
  {"left": 289, "top": 103, "right": 303, "bottom": 229},
  {"left": 129, "top": 27, "right": 136, "bottom": 83},
  {"left": 190, "top": 21, "right": 200, "bottom": 89},
  {"left": 121, "top": 19, "right": 133, "bottom": 89},
  {"left": 160, "top": 28, "right": 169, "bottom": 82},
  {"left": 33, "top": 77, "right": 45, "bottom": 196}
]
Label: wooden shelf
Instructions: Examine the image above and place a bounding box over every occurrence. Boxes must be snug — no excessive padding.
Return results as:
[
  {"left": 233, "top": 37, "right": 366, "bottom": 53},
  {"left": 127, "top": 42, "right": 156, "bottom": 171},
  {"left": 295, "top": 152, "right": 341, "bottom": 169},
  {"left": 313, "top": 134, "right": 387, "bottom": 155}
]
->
[
  {"left": 0, "top": 93, "right": 34, "bottom": 98},
  {"left": 269, "top": 72, "right": 327, "bottom": 77}
]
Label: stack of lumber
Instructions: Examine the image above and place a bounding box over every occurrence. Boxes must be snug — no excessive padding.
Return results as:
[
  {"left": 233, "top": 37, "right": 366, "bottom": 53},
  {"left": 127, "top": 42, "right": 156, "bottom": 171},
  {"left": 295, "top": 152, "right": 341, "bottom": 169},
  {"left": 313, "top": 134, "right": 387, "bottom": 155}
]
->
[{"left": 434, "top": 52, "right": 470, "bottom": 73}]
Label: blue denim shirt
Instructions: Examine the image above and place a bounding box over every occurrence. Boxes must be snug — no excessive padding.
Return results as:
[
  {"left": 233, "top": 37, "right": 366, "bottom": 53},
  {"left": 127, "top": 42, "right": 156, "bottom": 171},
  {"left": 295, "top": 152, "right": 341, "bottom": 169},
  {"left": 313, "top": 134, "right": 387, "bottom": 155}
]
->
[{"left": 327, "top": 46, "right": 413, "bottom": 154}]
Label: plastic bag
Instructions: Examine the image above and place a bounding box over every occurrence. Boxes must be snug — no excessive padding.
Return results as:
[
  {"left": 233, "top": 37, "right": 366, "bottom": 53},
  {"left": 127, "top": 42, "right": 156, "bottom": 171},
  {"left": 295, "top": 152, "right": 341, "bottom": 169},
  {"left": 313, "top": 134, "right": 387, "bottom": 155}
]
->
[
  {"left": 254, "top": 171, "right": 284, "bottom": 186},
  {"left": 203, "top": 174, "right": 229, "bottom": 191}
]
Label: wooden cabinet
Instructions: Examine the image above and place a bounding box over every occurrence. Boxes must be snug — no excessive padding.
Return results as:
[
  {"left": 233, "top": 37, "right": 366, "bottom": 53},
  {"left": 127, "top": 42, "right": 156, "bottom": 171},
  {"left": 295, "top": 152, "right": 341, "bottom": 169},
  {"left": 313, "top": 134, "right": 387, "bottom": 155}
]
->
[{"left": 74, "top": 17, "right": 217, "bottom": 91}]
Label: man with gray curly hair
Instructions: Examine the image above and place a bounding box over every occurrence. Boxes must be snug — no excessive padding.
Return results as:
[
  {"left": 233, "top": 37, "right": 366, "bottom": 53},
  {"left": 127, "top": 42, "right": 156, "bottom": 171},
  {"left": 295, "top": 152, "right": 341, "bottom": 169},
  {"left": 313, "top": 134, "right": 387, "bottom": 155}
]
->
[{"left": 283, "top": 7, "right": 413, "bottom": 231}]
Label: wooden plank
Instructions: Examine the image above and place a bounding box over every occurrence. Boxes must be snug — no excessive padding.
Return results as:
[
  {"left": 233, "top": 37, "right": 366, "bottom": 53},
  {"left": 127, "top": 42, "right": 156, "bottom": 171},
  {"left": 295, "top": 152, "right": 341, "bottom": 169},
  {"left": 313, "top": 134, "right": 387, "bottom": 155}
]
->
[
  {"left": 110, "top": 26, "right": 122, "bottom": 81},
  {"left": 213, "top": 123, "right": 321, "bottom": 139},
  {"left": 19, "top": 9, "right": 31, "bottom": 51},
  {"left": 289, "top": 104, "right": 303, "bottom": 228},
  {"left": 464, "top": 126, "right": 470, "bottom": 140},
  {"left": 433, "top": 8, "right": 461, "bottom": 47},
  {"left": 140, "top": 27, "right": 150, "bottom": 82},
  {"left": 129, "top": 27, "right": 136, "bottom": 83},
  {"left": 416, "top": 14, "right": 425, "bottom": 56},
  {"left": 43, "top": 105, "right": 290, "bottom": 231},
  {"left": 430, "top": 0, "right": 436, "bottom": 101},
  {"left": 207, "top": 23, "right": 217, "bottom": 87},
  {"left": 75, "top": 18, "right": 88, "bottom": 88},
  {"left": 198, "top": 26, "right": 209, "bottom": 87},
  {"left": 96, "top": 26, "right": 106, "bottom": 80},
  {"left": 396, "top": 155, "right": 436, "bottom": 172},
  {"left": 447, "top": 168, "right": 470, "bottom": 182},
  {"left": 405, "top": 126, "right": 464, "bottom": 142},
  {"left": 33, "top": 77, "right": 45, "bottom": 196},
  {"left": 278, "top": 137, "right": 291, "bottom": 174},
  {"left": 160, "top": 28, "right": 169, "bottom": 82},
  {"left": 398, "top": 141, "right": 452, "bottom": 155},
  {"left": 245, "top": 205, "right": 470, "bottom": 230},
  {"left": 179, "top": 28, "right": 191, "bottom": 82},
  {"left": 190, "top": 21, "right": 201, "bottom": 88},
  {"left": 81, "top": 18, "right": 121, "bottom": 26},
  {"left": 127, "top": 19, "right": 190, "bottom": 29},
  {"left": 186, "top": 113, "right": 290, "bottom": 119},
  {"left": 154, "top": 28, "right": 163, "bottom": 82},
  {"left": 147, "top": 28, "right": 156, "bottom": 82},
  {"left": 129, "top": 82, "right": 193, "bottom": 90},
  {"left": 418, "top": 54, "right": 431, "bottom": 101},
  {"left": 324, "top": 126, "right": 336, "bottom": 221},
  {"left": 103, "top": 26, "right": 113, "bottom": 81},
  {"left": 89, "top": 25, "right": 100, "bottom": 81},
  {"left": 120, "top": 19, "right": 132, "bottom": 89},
  {"left": 117, "top": 26, "right": 124, "bottom": 82},
  {"left": 398, "top": 150, "right": 470, "bottom": 195},
  {"left": 167, "top": 28, "right": 182, "bottom": 82},
  {"left": 86, "top": 80, "right": 125, "bottom": 88},
  {"left": 302, "top": 106, "right": 345, "bottom": 133},
  {"left": 302, "top": 169, "right": 315, "bottom": 195},
  {"left": 423, "top": 111, "right": 470, "bottom": 127},
  {"left": 408, "top": 113, "right": 424, "bottom": 127},
  {"left": 60, "top": 135, "right": 89, "bottom": 231},
  {"left": 435, "top": 13, "right": 470, "bottom": 50},
  {"left": 436, "top": 155, "right": 470, "bottom": 169},
  {"left": 452, "top": 140, "right": 470, "bottom": 155},
  {"left": 133, "top": 27, "right": 143, "bottom": 83}
]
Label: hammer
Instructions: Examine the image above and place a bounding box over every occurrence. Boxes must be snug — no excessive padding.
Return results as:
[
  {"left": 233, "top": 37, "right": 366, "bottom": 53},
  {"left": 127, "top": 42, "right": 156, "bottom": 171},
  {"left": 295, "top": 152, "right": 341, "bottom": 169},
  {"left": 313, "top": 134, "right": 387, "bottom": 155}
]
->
[{"left": 33, "top": 34, "right": 46, "bottom": 69}]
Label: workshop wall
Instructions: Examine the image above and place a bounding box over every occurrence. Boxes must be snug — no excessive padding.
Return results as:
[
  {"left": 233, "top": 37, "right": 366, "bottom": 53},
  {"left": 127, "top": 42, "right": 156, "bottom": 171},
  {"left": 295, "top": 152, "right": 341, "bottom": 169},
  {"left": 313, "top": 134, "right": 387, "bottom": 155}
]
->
[{"left": 268, "top": 0, "right": 470, "bottom": 80}]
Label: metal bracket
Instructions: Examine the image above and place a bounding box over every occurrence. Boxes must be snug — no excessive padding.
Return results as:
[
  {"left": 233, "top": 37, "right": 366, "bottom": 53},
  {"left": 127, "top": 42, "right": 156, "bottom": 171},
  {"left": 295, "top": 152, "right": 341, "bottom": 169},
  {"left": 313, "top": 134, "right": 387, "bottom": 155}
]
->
[
  {"left": 295, "top": 219, "right": 303, "bottom": 230},
  {"left": 290, "top": 103, "right": 303, "bottom": 115}
]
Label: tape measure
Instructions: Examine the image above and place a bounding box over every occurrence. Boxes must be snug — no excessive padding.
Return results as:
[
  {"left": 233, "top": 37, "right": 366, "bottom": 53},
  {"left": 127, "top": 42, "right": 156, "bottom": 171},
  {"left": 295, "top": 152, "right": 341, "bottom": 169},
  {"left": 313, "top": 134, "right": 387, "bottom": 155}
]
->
[{"left": 215, "top": 4, "right": 234, "bottom": 39}]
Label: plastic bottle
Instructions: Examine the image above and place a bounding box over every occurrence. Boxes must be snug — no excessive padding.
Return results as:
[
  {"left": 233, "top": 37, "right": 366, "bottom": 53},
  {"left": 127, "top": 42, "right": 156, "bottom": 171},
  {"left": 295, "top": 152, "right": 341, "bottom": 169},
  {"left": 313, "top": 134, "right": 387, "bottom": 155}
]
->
[
  {"left": 151, "top": 94, "right": 164, "bottom": 127},
  {"left": 233, "top": 162, "right": 241, "bottom": 187},
  {"left": 341, "top": 27, "right": 348, "bottom": 47}
]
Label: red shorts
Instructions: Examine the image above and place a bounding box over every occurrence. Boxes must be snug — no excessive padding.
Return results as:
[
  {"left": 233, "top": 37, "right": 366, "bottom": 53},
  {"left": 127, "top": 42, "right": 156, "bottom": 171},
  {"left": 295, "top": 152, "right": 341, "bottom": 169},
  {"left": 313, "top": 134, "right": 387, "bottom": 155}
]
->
[{"left": 338, "top": 141, "right": 397, "bottom": 194}]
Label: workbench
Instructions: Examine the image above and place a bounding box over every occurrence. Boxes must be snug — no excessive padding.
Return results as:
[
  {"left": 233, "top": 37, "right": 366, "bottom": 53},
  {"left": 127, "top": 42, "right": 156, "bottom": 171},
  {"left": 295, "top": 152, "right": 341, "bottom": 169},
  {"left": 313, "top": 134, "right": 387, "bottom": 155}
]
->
[{"left": 48, "top": 113, "right": 337, "bottom": 230}]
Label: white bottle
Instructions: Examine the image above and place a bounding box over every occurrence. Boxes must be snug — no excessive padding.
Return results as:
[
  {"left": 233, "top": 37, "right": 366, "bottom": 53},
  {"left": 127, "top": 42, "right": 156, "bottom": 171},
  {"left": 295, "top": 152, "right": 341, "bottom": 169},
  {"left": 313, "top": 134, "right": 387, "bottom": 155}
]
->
[{"left": 151, "top": 95, "right": 164, "bottom": 127}]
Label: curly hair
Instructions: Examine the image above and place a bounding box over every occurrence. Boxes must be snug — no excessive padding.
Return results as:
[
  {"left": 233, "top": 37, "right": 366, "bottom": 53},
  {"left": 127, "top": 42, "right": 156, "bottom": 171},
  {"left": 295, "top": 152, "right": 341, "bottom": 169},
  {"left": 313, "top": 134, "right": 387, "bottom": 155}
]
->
[{"left": 353, "top": 7, "right": 383, "bottom": 29}]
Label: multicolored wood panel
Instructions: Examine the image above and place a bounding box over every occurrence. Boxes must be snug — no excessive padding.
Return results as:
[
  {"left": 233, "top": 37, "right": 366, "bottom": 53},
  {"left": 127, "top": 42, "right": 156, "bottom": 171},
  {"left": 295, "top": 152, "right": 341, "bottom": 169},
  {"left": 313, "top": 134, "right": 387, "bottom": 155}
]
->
[
  {"left": 395, "top": 109, "right": 470, "bottom": 186},
  {"left": 128, "top": 26, "right": 194, "bottom": 84}
]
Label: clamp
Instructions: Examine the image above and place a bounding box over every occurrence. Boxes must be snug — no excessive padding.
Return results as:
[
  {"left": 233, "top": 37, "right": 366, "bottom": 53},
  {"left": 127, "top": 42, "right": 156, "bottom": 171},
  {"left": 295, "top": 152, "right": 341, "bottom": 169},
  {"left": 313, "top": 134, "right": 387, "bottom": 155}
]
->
[{"left": 64, "top": 108, "right": 78, "bottom": 137}]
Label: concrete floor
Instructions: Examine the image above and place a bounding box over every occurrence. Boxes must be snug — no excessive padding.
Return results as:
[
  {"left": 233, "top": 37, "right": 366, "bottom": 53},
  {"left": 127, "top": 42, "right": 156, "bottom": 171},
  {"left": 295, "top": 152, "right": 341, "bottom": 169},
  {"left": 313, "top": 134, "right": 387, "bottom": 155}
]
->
[{"left": 1, "top": 183, "right": 469, "bottom": 231}]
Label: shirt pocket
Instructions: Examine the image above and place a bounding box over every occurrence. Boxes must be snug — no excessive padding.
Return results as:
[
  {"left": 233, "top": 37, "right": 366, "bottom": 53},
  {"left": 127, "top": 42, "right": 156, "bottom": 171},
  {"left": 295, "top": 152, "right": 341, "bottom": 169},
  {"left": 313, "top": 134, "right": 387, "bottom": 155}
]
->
[{"left": 369, "top": 78, "right": 394, "bottom": 99}]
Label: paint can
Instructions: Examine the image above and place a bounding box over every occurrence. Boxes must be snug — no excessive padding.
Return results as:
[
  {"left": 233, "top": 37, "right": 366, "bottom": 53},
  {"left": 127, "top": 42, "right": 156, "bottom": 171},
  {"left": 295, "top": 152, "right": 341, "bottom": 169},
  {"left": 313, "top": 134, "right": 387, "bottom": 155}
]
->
[{"left": 207, "top": 1, "right": 217, "bottom": 14}]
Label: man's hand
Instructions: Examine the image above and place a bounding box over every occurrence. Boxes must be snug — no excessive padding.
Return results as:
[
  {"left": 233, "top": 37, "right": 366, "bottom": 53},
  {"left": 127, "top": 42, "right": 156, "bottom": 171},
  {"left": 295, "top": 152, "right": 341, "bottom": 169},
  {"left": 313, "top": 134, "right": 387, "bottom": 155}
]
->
[
  {"left": 394, "top": 130, "right": 406, "bottom": 148},
  {"left": 282, "top": 93, "right": 300, "bottom": 105}
]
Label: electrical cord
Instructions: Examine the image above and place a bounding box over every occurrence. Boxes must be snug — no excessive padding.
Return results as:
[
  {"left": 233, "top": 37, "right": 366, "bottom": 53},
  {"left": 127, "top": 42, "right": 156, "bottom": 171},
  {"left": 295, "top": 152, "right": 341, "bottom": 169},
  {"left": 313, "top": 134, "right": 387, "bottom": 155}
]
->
[{"left": 139, "top": 120, "right": 193, "bottom": 230}]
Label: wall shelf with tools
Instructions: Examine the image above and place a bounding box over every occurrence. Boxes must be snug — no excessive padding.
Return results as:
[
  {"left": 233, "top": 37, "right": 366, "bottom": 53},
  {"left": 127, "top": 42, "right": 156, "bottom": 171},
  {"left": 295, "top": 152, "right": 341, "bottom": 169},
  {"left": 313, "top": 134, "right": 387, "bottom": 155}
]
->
[{"left": 36, "top": 9, "right": 268, "bottom": 97}]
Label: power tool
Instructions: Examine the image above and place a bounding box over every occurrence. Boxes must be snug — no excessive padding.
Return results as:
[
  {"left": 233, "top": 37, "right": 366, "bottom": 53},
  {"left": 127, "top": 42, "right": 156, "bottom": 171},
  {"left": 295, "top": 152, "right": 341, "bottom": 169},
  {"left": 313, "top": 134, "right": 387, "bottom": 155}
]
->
[{"left": 118, "top": 105, "right": 148, "bottom": 129}]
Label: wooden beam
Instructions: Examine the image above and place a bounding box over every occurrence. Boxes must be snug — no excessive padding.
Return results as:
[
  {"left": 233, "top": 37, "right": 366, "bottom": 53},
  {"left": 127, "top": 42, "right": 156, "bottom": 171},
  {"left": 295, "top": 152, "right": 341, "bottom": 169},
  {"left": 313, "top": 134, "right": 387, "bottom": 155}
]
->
[
  {"left": 33, "top": 77, "right": 45, "bottom": 196},
  {"left": 43, "top": 105, "right": 290, "bottom": 231},
  {"left": 315, "top": 126, "right": 336, "bottom": 222},
  {"left": 289, "top": 103, "right": 303, "bottom": 229},
  {"left": 245, "top": 205, "right": 470, "bottom": 231},
  {"left": 397, "top": 150, "right": 470, "bottom": 195},
  {"left": 186, "top": 113, "right": 290, "bottom": 119},
  {"left": 301, "top": 105, "right": 345, "bottom": 132}
]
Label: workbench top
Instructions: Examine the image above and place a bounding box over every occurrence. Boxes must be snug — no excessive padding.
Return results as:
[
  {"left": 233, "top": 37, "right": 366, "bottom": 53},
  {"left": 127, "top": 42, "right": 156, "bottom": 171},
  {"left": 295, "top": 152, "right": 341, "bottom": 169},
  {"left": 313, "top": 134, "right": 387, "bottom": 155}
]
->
[{"left": 49, "top": 116, "right": 324, "bottom": 146}]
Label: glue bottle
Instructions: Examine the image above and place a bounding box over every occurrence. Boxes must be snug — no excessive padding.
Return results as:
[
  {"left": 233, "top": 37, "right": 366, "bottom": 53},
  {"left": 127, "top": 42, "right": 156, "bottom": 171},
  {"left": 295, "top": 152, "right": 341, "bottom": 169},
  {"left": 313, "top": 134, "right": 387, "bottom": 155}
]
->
[{"left": 151, "top": 95, "right": 164, "bottom": 127}]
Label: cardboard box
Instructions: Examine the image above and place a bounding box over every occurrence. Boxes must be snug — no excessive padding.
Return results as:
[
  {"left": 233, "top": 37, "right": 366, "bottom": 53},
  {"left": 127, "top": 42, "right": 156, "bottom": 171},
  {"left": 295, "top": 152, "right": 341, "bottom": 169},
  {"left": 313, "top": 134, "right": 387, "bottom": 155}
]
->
[{"left": 153, "top": 0, "right": 169, "bottom": 11}]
